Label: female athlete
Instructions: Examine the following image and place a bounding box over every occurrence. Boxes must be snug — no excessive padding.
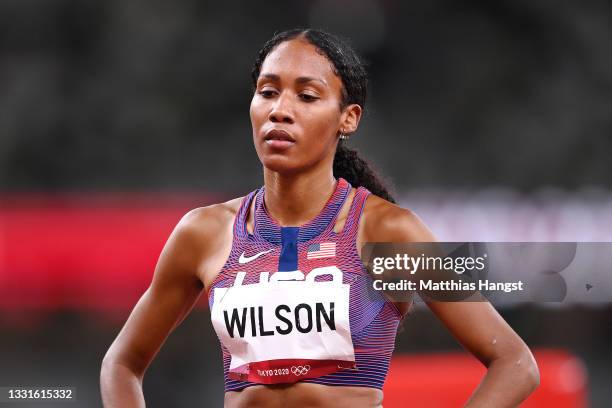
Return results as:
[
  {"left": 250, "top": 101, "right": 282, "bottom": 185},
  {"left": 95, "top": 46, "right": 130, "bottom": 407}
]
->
[{"left": 101, "top": 29, "right": 540, "bottom": 407}]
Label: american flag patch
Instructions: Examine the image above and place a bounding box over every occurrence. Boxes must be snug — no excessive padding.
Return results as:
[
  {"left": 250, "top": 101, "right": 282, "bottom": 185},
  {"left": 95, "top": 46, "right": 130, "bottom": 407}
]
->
[{"left": 307, "top": 242, "right": 336, "bottom": 259}]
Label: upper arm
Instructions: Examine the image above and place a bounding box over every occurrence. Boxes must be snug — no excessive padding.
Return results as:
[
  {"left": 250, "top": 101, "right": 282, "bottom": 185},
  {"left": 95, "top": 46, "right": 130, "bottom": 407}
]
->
[
  {"left": 361, "top": 196, "right": 533, "bottom": 367},
  {"left": 102, "top": 207, "right": 216, "bottom": 377},
  {"left": 424, "top": 300, "right": 532, "bottom": 368}
]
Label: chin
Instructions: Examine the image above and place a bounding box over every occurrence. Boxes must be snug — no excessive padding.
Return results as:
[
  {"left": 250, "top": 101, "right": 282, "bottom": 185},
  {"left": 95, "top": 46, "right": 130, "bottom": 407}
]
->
[{"left": 261, "top": 155, "right": 304, "bottom": 174}]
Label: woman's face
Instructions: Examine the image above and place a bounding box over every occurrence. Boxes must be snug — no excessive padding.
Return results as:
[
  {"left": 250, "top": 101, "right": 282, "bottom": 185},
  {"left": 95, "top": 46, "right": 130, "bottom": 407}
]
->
[{"left": 250, "top": 38, "right": 353, "bottom": 174}]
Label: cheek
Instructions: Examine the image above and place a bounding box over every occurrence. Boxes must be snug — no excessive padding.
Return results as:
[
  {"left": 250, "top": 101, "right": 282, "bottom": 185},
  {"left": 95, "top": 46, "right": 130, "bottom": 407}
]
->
[
  {"left": 249, "top": 97, "right": 265, "bottom": 128},
  {"left": 306, "top": 107, "right": 341, "bottom": 141}
]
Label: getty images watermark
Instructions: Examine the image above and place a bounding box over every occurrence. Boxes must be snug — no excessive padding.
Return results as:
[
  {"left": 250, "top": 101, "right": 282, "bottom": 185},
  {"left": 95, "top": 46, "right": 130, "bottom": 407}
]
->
[
  {"left": 371, "top": 251, "right": 524, "bottom": 293},
  {"left": 361, "top": 242, "right": 606, "bottom": 304}
]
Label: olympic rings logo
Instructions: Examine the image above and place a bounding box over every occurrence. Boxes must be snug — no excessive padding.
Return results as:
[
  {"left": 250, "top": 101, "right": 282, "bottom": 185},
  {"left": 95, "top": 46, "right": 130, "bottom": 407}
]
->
[{"left": 291, "top": 365, "right": 311, "bottom": 376}]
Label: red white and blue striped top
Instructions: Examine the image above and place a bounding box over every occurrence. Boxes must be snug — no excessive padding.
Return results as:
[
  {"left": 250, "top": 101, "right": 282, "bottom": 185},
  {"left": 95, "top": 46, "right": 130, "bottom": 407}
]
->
[{"left": 207, "top": 178, "right": 403, "bottom": 391}]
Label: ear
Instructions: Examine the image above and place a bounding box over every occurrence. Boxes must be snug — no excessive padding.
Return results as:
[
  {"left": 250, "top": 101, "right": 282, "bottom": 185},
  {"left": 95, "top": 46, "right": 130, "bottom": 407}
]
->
[{"left": 338, "top": 104, "right": 362, "bottom": 136}]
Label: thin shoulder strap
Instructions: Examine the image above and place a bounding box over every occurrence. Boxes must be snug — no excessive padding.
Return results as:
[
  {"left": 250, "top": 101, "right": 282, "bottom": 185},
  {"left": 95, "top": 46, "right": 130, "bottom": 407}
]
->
[
  {"left": 338, "top": 186, "right": 371, "bottom": 243},
  {"left": 317, "top": 178, "right": 353, "bottom": 237},
  {"left": 234, "top": 189, "right": 258, "bottom": 239}
]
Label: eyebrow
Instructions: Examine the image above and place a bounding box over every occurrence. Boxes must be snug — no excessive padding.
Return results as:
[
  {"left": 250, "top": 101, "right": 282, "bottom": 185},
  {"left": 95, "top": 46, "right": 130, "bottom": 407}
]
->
[{"left": 259, "top": 73, "right": 328, "bottom": 86}]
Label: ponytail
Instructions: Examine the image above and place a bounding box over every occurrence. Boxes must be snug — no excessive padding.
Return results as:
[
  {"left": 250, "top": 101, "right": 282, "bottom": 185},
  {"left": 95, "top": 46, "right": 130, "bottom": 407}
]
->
[{"left": 333, "top": 141, "right": 396, "bottom": 204}]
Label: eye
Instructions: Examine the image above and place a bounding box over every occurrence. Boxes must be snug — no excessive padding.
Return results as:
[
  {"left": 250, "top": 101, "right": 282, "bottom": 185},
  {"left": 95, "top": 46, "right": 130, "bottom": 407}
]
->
[
  {"left": 299, "top": 93, "right": 319, "bottom": 102},
  {"left": 258, "top": 89, "right": 277, "bottom": 98}
]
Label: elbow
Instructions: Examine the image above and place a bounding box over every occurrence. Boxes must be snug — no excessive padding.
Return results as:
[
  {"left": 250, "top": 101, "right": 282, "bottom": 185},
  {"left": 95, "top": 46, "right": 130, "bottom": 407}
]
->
[
  {"left": 489, "top": 347, "right": 540, "bottom": 395},
  {"left": 101, "top": 352, "right": 144, "bottom": 385},
  {"left": 101, "top": 351, "right": 112, "bottom": 376},
  {"left": 100, "top": 354, "right": 116, "bottom": 376},
  {"left": 100, "top": 354, "right": 118, "bottom": 383},
  {"left": 525, "top": 358, "right": 540, "bottom": 393},
  {"left": 515, "top": 349, "right": 540, "bottom": 394},
  {"left": 100, "top": 349, "right": 118, "bottom": 377}
]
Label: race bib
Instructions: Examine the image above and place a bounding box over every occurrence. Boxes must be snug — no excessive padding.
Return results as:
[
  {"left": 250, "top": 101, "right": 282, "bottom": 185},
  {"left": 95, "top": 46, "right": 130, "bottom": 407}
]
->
[{"left": 210, "top": 266, "right": 356, "bottom": 384}]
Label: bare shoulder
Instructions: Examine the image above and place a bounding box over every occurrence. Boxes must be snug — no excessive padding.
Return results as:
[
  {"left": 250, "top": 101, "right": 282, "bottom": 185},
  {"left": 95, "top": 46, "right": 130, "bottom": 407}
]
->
[
  {"left": 163, "top": 197, "right": 244, "bottom": 270},
  {"left": 361, "top": 194, "right": 437, "bottom": 243},
  {"left": 168, "top": 196, "right": 248, "bottom": 289},
  {"left": 178, "top": 197, "right": 243, "bottom": 239}
]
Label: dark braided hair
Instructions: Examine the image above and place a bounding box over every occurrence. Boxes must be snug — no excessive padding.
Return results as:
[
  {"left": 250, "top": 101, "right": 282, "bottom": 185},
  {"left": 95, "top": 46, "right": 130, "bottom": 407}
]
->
[{"left": 251, "top": 28, "right": 396, "bottom": 203}]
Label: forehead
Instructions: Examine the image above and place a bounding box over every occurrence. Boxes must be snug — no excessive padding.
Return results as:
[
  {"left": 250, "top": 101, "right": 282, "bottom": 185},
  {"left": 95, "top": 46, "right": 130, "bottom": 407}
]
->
[{"left": 259, "top": 39, "right": 342, "bottom": 88}]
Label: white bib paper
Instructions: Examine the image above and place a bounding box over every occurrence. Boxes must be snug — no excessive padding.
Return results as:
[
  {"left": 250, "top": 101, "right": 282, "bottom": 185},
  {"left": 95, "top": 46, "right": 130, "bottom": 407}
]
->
[{"left": 210, "top": 266, "right": 356, "bottom": 383}]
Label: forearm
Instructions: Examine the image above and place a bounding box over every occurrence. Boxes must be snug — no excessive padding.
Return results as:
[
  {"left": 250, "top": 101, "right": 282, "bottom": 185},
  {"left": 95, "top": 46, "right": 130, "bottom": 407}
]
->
[
  {"left": 464, "top": 353, "right": 540, "bottom": 408},
  {"left": 100, "top": 359, "right": 146, "bottom": 408}
]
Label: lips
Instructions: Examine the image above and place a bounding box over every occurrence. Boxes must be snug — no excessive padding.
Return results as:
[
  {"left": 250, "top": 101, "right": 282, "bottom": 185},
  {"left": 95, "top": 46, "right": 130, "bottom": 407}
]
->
[
  {"left": 264, "top": 129, "right": 295, "bottom": 142},
  {"left": 263, "top": 129, "right": 296, "bottom": 150}
]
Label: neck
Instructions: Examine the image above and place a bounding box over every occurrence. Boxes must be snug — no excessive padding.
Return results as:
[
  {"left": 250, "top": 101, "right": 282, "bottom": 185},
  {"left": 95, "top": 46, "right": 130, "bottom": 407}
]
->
[{"left": 263, "top": 165, "right": 337, "bottom": 227}]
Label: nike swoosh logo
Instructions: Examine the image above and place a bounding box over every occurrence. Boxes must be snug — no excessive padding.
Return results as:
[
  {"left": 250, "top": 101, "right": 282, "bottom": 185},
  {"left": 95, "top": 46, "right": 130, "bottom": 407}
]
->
[{"left": 238, "top": 249, "right": 273, "bottom": 264}]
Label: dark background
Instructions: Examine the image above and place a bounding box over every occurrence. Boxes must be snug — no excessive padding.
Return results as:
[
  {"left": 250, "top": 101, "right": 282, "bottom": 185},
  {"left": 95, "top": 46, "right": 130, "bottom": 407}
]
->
[
  {"left": 2, "top": 0, "right": 611, "bottom": 192},
  {"left": 1, "top": 0, "right": 611, "bottom": 406}
]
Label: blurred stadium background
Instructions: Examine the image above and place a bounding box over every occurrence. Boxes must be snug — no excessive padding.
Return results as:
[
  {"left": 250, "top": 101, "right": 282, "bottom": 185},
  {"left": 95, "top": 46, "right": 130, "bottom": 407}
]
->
[{"left": 1, "top": 0, "right": 611, "bottom": 406}]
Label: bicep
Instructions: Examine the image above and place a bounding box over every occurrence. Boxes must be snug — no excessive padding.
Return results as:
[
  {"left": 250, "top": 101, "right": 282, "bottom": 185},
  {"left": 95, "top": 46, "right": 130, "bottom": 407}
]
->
[
  {"left": 401, "top": 210, "right": 527, "bottom": 366},
  {"left": 365, "top": 202, "right": 527, "bottom": 366},
  {"left": 104, "top": 215, "right": 204, "bottom": 377}
]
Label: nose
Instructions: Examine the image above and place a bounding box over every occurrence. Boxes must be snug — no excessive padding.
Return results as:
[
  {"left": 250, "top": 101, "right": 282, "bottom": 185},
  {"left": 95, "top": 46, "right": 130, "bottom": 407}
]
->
[{"left": 268, "top": 92, "right": 295, "bottom": 124}]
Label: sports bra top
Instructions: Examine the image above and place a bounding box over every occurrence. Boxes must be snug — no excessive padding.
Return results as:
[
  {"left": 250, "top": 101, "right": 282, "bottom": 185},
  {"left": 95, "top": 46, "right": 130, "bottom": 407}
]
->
[{"left": 207, "top": 178, "right": 403, "bottom": 391}]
